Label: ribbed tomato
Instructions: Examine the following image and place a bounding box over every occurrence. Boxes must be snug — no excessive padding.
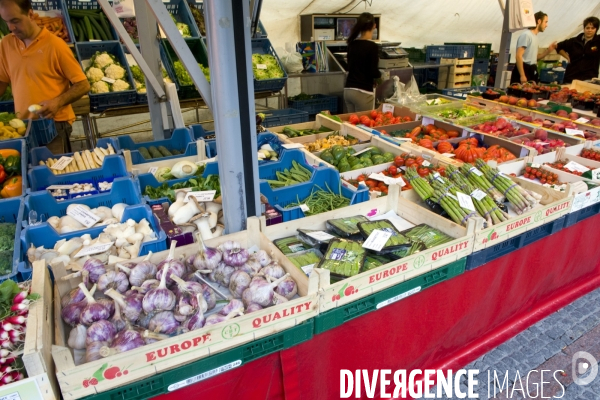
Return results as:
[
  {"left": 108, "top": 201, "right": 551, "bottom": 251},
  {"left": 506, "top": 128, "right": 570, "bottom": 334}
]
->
[{"left": 436, "top": 141, "right": 454, "bottom": 154}]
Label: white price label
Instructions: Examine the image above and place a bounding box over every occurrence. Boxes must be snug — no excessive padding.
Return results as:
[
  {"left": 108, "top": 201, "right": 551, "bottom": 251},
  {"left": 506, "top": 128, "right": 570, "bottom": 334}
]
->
[
  {"left": 67, "top": 205, "right": 101, "bottom": 228},
  {"left": 565, "top": 128, "right": 585, "bottom": 137},
  {"left": 376, "top": 286, "right": 421, "bottom": 309},
  {"left": 256, "top": 64, "right": 267, "bottom": 70},
  {"left": 75, "top": 241, "right": 114, "bottom": 258},
  {"left": 457, "top": 191, "right": 476, "bottom": 211},
  {"left": 167, "top": 360, "right": 242, "bottom": 391},
  {"left": 589, "top": 168, "right": 600, "bottom": 180},
  {"left": 470, "top": 189, "right": 487, "bottom": 201},
  {"left": 306, "top": 231, "right": 334, "bottom": 241},
  {"left": 184, "top": 190, "right": 217, "bottom": 202},
  {"left": 0, "top": 377, "right": 44, "bottom": 400},
  {"left": 299, "top": 204, "right": 310, "bottom": 212},
  {"left": 531, "top": 163, "right": 541, "bottom": 168},
  {"left": 352, "top": 147, "right": 374, "bottom": 157},
  {"left": 433, "top": 172, "right": 444, "bottom": 183},
  {"left": 441, "top": 153, "right": 456, "bottom": 158},
  {"left": 101, "top": 77, "right": 116, "bottom": 84},
  {"left": 563, "top": 161, "right": 590, "bottom": 173},
  {"left": 282, "top": 143, "right": 305, "bottom": 149},
  {"left": 148, "top": 167, "right": 158, "bottom": 174},
  {"left": 50, "top": 156, "right": 73, "bottom": 171},
  {"left": 468, "top": 167, "right": 483, "bottom": 177},
  {"left": 421, "top": 117, "right": 434, "bottom": 126},
  {"left": 422, "top": 160, "right": 431, "bottom": 167},
  {"left": 448, "top": 193, "right": 458, "bottom": 200},
  {"left": 301, "top": 264, "right": 315, "bottom": 276},
  {"left": 381, "top": 103, "right": 394, "bottom": 114},
  {"left": 46, "top": 184, "right": 75, "bottom": 190},
  {"left": 575, "top": 117, "right": 590, "bottom": 124},
  {"left": 362, "top": 229, "right": 392, "bottom": 252}
]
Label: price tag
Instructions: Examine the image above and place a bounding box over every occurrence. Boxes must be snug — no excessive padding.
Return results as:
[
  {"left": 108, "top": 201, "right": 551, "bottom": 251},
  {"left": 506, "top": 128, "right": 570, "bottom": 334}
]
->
[
  {"left": 368, "top": 173, "right": 406, "bottom": 187},
  {"left": 589, "top": 168, "right": 600, "bottom": 180},
  {"left": 67, "top": 205, "right": 101, "bottom": 228},
  {"left": 281, "top": 143, "right": 305, "bottom": 149},
  {"left": 575, "top": 117, "right": 590, "bottom": 124},
  {"left": 75, "top": 241, "right": 114, "bottom": 258},
  {"left": 433, "top": 172, "right": 444, "bottom": 183},
  {"left": 381, "top": 103, "right": 394, "bottom": 114},
  {"left": 376, "top": 286, "right": 421, "bottom": 309},
  {"left": 301, "top": 264, "right": 315, "bottom": 276},
  {"left": 101, "top": 77, "right": 116, "bottom": 84},
  {"left": 470, "top": 189, "right": 487, "bottom": 201},
  {"left": 457, "top": 191, "right": 476, "bottom": 211},
  {"left": 353, "top": 147, "right": 373, "bottom": 157},
  {"left": 468, "top": 166, "right": 483, "bottom": 177},
  {"left": 184, "top": 190, "right": 217, "bottom": 202},
  {"left": 50, "top": 156, "right": 73, "bottom": 171},
  {"left": 564, "top": 161, "right": 590, "bottom": 173},
  {"left": 565, "top": 128, "right": 585, "bottom": 137},
  {"left": 0, "top": 376, "right": 44, "bottom": 400},
  {"left": 46, "top": 184, "right": 75, "bottom": 190},
  {"left": 421, "top": 117, "right": 434, "bottom": 126},
  {"left": 148, "top": 167, "right": 158, "bottom": 174},
  {"left": 447, "top": 193, "right": 458, "bottom": 200},
  {"left": 422, "top": 160, "right": 431, "bottom": 167},
  {"left": 441, "top": 153, "right": 456, "bottom": 158},
  {"left": 299, "top": 204, "right": 310, "bottom": 212},
  {"left": 306, "top": 231, "right": 334, "bottom": 241},
  {"left": 362, "top": 229, "right": 392, "bottom": 252},
  {"left": 256, "top": 64, "right": 267, "bottom": 70},
  {"left": 531, "top": 163, "right": 541, "bottom": 168}
]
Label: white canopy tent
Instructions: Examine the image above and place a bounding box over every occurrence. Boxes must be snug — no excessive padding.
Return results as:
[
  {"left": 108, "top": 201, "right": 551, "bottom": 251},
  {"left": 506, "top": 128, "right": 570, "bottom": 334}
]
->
[{"left": 260, "top": 0, "right": 600, "bottom": 62}]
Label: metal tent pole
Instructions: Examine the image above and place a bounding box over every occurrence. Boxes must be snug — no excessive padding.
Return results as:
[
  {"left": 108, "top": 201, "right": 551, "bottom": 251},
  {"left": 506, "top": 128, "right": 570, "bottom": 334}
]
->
[
  {"left": 495, "top": 0, "right": 512, "bottom": 89},
  {"left": 204, "top": 0, "right": 261, "bottom": 233}
]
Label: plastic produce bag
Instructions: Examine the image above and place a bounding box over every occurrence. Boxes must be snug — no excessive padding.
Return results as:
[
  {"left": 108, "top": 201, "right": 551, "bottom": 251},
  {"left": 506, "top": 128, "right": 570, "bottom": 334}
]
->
[
  {"left": 112, "top": 0, "right": 135, "bottom": 18},
  {"left": 385, "top": 75, "right": 425, "bottom": 106},
  {"left": 277, "top": 43, "right": 303, "bottom": 74}
]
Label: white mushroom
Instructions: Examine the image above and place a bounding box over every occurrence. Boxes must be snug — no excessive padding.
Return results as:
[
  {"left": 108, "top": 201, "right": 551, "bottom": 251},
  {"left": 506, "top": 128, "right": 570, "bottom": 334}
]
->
[
  {"left": 212, "top": 224, "right": 224, "bottom": 238},
  {"left": 172, "top": 196, "right": 202, "bottom": 225},
  {"left": 135, "top": 219, "right": 152, "bottom": 235},
  {"left": 168, "top": 191, "right": 188, "bottom": 219},
  {"left": 60, "top": 215, "right": 84, "bottom": 230},
  {"left": 190, "top": 213, "right": 214, "bottom": 241},
  {"left": 111, "top": 203, "right": 127, "bottom": 220},
  {"left": 48, "top": 216, "right": 60, "bottom": 229},
  {"left": 66, "top": 204, "right": 90, "bottom": 214}
]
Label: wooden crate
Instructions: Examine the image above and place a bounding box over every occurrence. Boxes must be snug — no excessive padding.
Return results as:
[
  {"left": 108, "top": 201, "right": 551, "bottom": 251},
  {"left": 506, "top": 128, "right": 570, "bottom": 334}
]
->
[
  {"left": 276, "top": 120, "right": 372, "bottom": 147},
  {"left": 332, "top": 104, "right": 418, "bottom": 124},
  {"left": 51, "top": 218, "right": 319, "bottom": 399},
  {"left": 123, "top": 140, "right": 209, "bottom": 174},
  {"left": 19, "top": 260, "right": 59, "bottom": 400},
  {"left": 441, "top": 57, "right": 475, "bottom": 66},
  {"left": 268, "top": 114, "right": 342, "bottom": 135},
  {"left": 564, "top": 80, "right": 600, "bottom": 94},
  {"left": 261, "top": 184, "right": 479, "bottom": 313}
]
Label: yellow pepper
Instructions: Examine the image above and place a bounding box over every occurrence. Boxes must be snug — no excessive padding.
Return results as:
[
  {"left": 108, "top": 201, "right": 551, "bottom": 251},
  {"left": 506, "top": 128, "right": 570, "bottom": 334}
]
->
[{"left": 1, "top": 176, "right": 22, "bottom": 198}]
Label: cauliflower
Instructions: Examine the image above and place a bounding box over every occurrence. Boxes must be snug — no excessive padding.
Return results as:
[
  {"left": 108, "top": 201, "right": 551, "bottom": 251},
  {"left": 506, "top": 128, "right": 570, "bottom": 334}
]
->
[
  {"left": 104, "top": 64, "right": 126, "bottom": 80},
  {"left": 111, "top": 79, "right": 130, "bottom": 92},
  {"left": 134, "top": 80, "right": 146, "bottom": 93},
  {"left": 91, "top": 81, "right": 110, "bottom": 94},
  {"left": 92, "top": 52, "right": 115, "bottom": 69},
  {"left": 86, "top": 67, "right": 104, "bottom": 83}
]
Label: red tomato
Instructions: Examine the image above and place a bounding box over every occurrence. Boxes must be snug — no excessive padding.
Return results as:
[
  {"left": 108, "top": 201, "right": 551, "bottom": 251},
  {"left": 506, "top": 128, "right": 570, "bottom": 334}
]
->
[
  {"left": 349, "top": 115, "right": 360, "bottom": 125},
  {"left": 388, "top": 166, "right": 398, "bottom": 175},
  {"left": 370, "top": 110, "right": 378, "bottom": 119},
  {"left": 405, "top": 159, "right": 416, "bottom": 167},
  {"left": 394, "top": 155, "right": 404, "bottom": 167},
  {"left": 369, "top": 120, "right": 375, "bottom": 127},
  {"left": 417, "top": 167, "right": 429, "bottom": 177},
  {"left": 384, "top": 112, "right": 393, "bottom": 119},
  {"left": 380, "top": 129, "right": 389, "bottom": 136}
]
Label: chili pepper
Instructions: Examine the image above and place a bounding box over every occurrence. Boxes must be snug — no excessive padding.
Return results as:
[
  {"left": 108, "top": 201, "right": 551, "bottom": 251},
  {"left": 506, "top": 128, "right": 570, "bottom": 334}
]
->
[
  {"left": 0, "top": 176, "right": 21, "bottom": 198},
  {"left": 0, "top": 165, "right": 7, "bottom": 184},
  {"left": 2, "top": 155, "right": 19, "bottom": 177}
]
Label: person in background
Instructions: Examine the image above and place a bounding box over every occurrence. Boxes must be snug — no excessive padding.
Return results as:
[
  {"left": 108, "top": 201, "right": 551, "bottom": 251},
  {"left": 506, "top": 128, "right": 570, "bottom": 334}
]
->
[
  {"left": 556, "top": 17, "right": 600, "bottom": 83},
  {"left": 0, "top": 0, "right": 89, "bottom": 153},
  {"left": 344, "top": 12, "right": 382, "bottom": 113},
  {"left": 511, "top": 11, "right": 557, "bottom": 84}
]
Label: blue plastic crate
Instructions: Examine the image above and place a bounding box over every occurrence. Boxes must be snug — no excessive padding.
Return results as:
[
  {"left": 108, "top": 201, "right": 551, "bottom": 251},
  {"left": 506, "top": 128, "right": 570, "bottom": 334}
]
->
[
  {"left": 473, "top": 60, "right": 489, "bottom": 76},
  {"left": 255, "top": 20, "right": 268, "bottom": 38},
  {"left": 251, "top": 38, "right": 287, "bottom": 93},
  {"left": 161, "top": 38, "right": 208, "bottom": 100},
  {"left": 164, "top": 0, "right": 200, "bottom": 38},
  {"left": 74, "top": 41, "right": 137, "bottom": 111},
  {"left": 0, "top": 100, "right": 14, "bottom": 113},
  {"left": 426, "top": 45, "right": 474, "bottom": 63},
  {"left": 118, "top": 128, "right": 195, "bottom": 164},
  {"left": 29, "top": 119, "right": 58, "bottom": 148},
  {"left": 0, "top": 139, "right": 27, "bottom": 199},
  {"left": 564, "top": 202, "right": 600, "bottom": 228},
  {"left": 29, "top": 137, "right": 119, "bottom": 167},
  {"left": 521, "top": 216, "right": 565, "bottom": 247},
  {"left": 65, "top": 0, "right": 118, "bottom": 41},
  {"left": 287, "top": 95, "right": 338, "bottom": 116},
  {"left": 539, "top": 68, "right": 565, "bottom": 84},
  {"left": 261, "top": 109, "right": 309, "bottom": 128},
  {"left": 445, "top": 43, "right": 491, "bottom": 60},
  {"left": 32, "top": 0, "right": 76, "bottom": 44},
  {"left": 204, "top": 132, "right": 282, "bottom": 160},
  {"left": 28, "top": 155, "right": 126, "bottom": 192},
  {"left": 0, "top": 198, "right": 25, "bottom": 283},
  {"left": 25, "top": 177, "right": 140, "bottom": 225},
  {"left": 442, "top": 86, "right": 489, "bottom": 99},
  {"left": 189, "top": 124, "right": 215, "bottom": 140},
  {"left": 139, "top": 161, "right": 219, "bottom": 205},
  {"left": 258, "top": 148, "right": 314, "bottom": 181},
  {"left": 21, "top": 203, "right": 166, "bottom": 266},
  {"left": 259, "top": 167, "right": 369, "bottom": 222},
  {"left": 465, "top": 234, "right": 525, "bottom": 272}
]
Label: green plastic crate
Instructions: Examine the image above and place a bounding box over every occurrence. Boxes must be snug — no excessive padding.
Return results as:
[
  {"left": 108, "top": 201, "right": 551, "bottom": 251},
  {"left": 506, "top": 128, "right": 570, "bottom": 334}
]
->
[
  {"left": 404, "top": 47, "right": 426, "bottom": 63},
  {"left": 161, "top": 38, "right": 209, "bottom": 100},
  {"left": 314, "top": 257, "right": 466, "bottom": 334},
  {"left": 445, "top": 42, "right": 492, "bottom": 61},
  {"left": 80, "top": 320, "right": 313, "bottom": 400}
]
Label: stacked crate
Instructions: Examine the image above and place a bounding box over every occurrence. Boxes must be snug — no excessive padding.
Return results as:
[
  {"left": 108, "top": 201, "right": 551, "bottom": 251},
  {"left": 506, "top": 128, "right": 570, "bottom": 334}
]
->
[
  {"left": 437, "top": 58, "right": 474, "bottom": 90},
  {"left": 445, "top": 43, "right": 492, "bottom": 85}
]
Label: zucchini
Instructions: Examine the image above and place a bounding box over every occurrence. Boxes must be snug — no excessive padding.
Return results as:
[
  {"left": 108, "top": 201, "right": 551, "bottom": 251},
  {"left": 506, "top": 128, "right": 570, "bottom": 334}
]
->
[
  {"left": 88, "top": 15, "right": 108, "bottom": 41},
  {"left": 148, "top": 146, "right": 163, "bottom": 159},
  {"left": 171, "top": 149, "right": 180, "bottom": 155},
  {"left": 138, "top": 147, "right": 152, "bottom": 159},
  {"left": 99, "top": 14, "right": 112, "bottom": 40},
  {"left": 157, "top": 146, "right": 173, "bottom": 157},
  {"left": 83, "top": 16, "right": 93, "bottom": 41}
]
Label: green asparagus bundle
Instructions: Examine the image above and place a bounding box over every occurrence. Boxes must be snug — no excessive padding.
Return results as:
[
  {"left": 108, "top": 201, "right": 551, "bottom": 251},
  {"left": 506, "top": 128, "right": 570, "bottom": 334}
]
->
[
  {"left": 444, "top": 165, "right": 510, "bottom": 226},
  {"left": 388, "top": 241, "right": 423, "bottom": 259},
  {"left": 427, "top": 174, "right": 485, "bottom": 221},
  {"left": 430, "top": 188, "right": 478, "bottom": 226},
  {"left": 405, "top": 167, "right": 435, "bottom": 200},
  {"left": 475, "top": 160, "right": 538, "bottom": 214},
  {"left": 273, "top": 236, "right": 313, "bottom": 254},
  {"left": 266, "top": 160, "right": 313, "bottom": 188},
  {"left": 287, "top": 249, "right": 322, "bottom": 271},
  {"left": 285, "top": 183, "right": 351, "bottom": 216},
  {"left": 318, "top": 239, "right": 366, "bottom": 278},
  {"left": 459, "top": 163, "right": 505, "bottom": 203},
  {"left": 401, "top": 224, "right": 454, "bottom": 249},
  {"left": 357, "top": 220, "right": 411, "bottom": 252},
  {"left": 326, "top": 215, "right": 369, "bottom": 237},
  {"left": 362, "top": 254, "right": 392, "bottom": 272}
]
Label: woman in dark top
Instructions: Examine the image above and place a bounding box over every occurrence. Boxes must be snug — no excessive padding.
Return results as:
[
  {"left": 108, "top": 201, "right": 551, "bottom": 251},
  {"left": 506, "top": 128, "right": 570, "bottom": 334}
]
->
[
  {"left": 344, "top": 12, "right": 381, "bottom": 112},
  {"left": 557, "top": 17, "right": 600, "bottom": 83}
]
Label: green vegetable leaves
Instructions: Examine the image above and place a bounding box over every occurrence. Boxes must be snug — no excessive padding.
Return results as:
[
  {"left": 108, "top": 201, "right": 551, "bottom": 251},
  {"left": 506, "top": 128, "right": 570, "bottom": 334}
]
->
[
  {"left": 0, "top": 279, "right": 21, "bottom": 319},
  {"left": 144, "top": 169, "right": 219, "bottom": 203},
  {"left": 251, "top": 53, "right": 284, "bottom": 80}
]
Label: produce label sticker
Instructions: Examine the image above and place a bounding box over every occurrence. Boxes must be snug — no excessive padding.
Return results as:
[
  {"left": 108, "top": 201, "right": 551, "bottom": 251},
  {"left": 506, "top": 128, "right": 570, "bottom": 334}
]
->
[
  {"left": 288, "top": 242, "right": 306, "bottom": 253},
  {"left": 422, "top": 160, "right": 431, "bottom": 167},
  {"left": 306, "top": 231, "right": 334, "bottom": 242},
  {"left": 564, "top": 161, "right": 590, "bottom": 173},
  {"left": 565, "top": 128, "right": 585, "bottom": 137},
  {"left": 256, "top": 64, "right": 267, "bottom": 70},
  {"left": 101, "top": 77, "right": 116, "bottom": 84},
  {"left": 0, "top": 377, "right": 44, "bottom": 400},
  {"left": 281, "top": 143, "right": 304, "bottom": 150},
  {"left": 468, "top": 166, "right": 483, "bottom": 177},
  {"left": 362, "top": 229, "right": 392, "bottom": 252},
  {"left": 421, "top": 117, "right": 434, "bottom": 126},
  {"left": 353, "top": 147, "right": 374, "bottom": 157},
  {"left": 184, "top": 190, "right": 217, "bottom": 202},
  {"left": 167, "top": 360, "right": 242, "bottom": 391},
  {"left": 470, "top": 189, "right": 487, "bottom": 201},
  {"left": 433, "top": 172, "right": 444, "bottom": 183},
  {"left": 376, "top": 286, "right": 421, "bottom": 309},
  {"left": 457, "top": 191, "right": 476, "bottom": 211},
  {"left": 51, "top": 156, "right": 73, "bottom": 170},
  {"left": 575, "top": 117, "right": 590, "bottom": 124},
  {"left": 329, "top": 248, "right": 347, "bottom": 260},
  {"left": 299, "top": 204, "right": 310, "bottom": 212},
  {"left": 447, "top": 193, "right": 458, "bottom": 201},
  {"left": 441, "top": 153, "right": 456, "bottom": 158},
  {"left": 67, "top": 205, "right": 101, "bottom": 228},
  {"left": 75, "top": 241, "right": 114, "bottom": 258},
  {"left": 46, "top": 184, "right": 75, "bottom": 190},
  {"left": 531, "top": 163, "right": 541, "bottom": 168},
  {"left": 589, "top": 168, "right": 600, "bottom": 180},
  {"left": 381, "top": 103, "right": 394, "bottom": 114},
  {"left": 148, "top": 167, "right": 158, "bottom": 174}
]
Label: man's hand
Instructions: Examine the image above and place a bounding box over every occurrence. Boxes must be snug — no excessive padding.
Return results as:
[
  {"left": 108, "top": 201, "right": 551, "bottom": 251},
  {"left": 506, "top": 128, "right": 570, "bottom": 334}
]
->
[
  {"left": 37, "top": 98, "right": 62, "bottom": 119},
  {"left": 520, "top": 75, "right": 528, "bottom": 83},
  {"left": 548, "top": 41, "right": 558, "bottom": 52}
]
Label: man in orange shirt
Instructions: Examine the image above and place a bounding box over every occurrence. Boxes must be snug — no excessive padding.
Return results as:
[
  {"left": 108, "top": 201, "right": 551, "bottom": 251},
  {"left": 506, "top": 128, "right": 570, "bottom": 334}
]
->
[{"left": 0, "top": 0, "right": 89, "bottom": 153}]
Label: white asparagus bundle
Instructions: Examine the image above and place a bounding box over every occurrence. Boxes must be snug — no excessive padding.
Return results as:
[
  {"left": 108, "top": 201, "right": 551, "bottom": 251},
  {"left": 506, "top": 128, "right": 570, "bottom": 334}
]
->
[{"left": 39, "top": 145, "right": 116, "bottom": 175}]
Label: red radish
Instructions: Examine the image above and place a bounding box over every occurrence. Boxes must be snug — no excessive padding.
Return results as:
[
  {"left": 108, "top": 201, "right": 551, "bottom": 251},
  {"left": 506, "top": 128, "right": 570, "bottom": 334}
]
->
[
  {"left": 10, "top": 303, "right": 28, "bottom": 312},
  {"left": 5, "top": 316, "right": 25, "bottom": 326},
  {"left": 0, "top": 357, "right": 15, "bottom": 365},
  {"left": 12, "top": 291, "right": 27, "bottom": 305}
]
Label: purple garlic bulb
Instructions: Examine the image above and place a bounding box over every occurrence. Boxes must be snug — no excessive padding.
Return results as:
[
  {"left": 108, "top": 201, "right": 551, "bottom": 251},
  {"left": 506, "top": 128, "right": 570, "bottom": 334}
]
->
[
  {"left": 253, "top": 250, "right": 272, "bottom": 267},
  {"left": 97, "top": 270, "right": 129, "bottom": 294},
  {"left": 182, "top": 294, "right": 207, "bottom": 331},
  {"left": 204, "top": 310, "right": 242, "bottom": 327},
  {"left": 260, "top": 262, "right": 285, "bottom": 281},
  {"left": 242, "top": 273, "right": 291, "bottom": 307},
  {"left": 97, "top": 298, "right": 115, "bottom": 318},
  {"left": 213, "top": 262, "right": 235, "bottom": 286},
  {"left": 111, "top": 301, "right": 127, "bottom": 332},
  {"left": 118, "top": 255, "right": 157, "bottom": 287},
  {"left": 148, "top": 311, "right": 179, "bottom": 334},
  {"left": 105, "top": 288, "right": 143, "bottom": 322},
  {"left": 229, "top": 270, "right": 251, "bottom": 299},
  {"left": 245, "top": 303, "right": 263, "bottom": 314},
  {"left": 137, "top": 312, "right": 154, "bottom": 329},
  {"left": 239, "top": 258, "right": 261, "bottom": 277},
  {"left": 86, "top": 320, "right": 116, "bottom": 346},
  {"left": 86, "top": 341, "right": 109, "bottom": 363},
  {"left": 156, "top": 260, "right": 186, "bottom": 287},
  {"left": 131, "top": 279, "right": 159, "bottom": 294},
  {"left": 272, "top": 292, "right": 290, "bottom": 305},
  {"left": 220, "top": 299, "right": 244, "bottom": 316},
  {"left": 222, "top": 246, "right": 249, "bottom": 267},
  {"left": 79, "top": 283, "right": 112, "bottom": 326},
  {"left": 82, "top": 258, "right": 107, "bottom": 286},
  {"left": 61, "top": 287, "right": 86, "bottom": 309},
  {"left": 193, "top": 245, "right": 222, "bottom": 271},
  {"left": 143, "top": 263, "right": 176, "bottom": 313},
  {"left": 201, "top": 284, "right": 216, "bottom": 311},
  {"left": 275, "top": 276, "right": 298, "bottom": 300},
  {"left": 100, "top": 329, "right": 145, "bottom": 357},
  {"left": 61, "top": 299, "right": 86, "bottom": 326}
]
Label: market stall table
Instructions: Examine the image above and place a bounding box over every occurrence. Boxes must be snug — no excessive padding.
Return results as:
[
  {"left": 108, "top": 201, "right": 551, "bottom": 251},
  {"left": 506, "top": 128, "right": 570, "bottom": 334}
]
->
[{"left": 152, "top": 212, "right": 600, "bottom": 400}]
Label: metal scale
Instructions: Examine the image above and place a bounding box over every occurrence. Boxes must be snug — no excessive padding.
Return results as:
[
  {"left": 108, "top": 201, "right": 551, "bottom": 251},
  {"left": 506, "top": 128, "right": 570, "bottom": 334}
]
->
[{"left": 377, "top": 42, "right": 410, "bottom": 69}]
